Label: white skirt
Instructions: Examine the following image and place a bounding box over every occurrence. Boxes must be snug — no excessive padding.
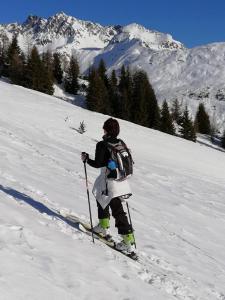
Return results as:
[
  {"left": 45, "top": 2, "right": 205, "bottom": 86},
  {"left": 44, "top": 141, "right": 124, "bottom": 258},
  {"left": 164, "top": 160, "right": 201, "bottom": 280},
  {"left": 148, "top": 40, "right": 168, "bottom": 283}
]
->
[{"left": 92, "top": 168, "right": 132, "bottom": 209}]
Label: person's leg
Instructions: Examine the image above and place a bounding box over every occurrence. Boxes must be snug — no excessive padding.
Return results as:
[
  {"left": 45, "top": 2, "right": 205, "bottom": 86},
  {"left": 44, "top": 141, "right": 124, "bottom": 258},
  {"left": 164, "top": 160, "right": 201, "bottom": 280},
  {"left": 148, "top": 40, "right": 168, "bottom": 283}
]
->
[
  {"left": 93, "top": 201, "right": 110, "bottom": 235},
  {"left": 97, "top": 200, "right": 110, "bottom": 219},
  {"left": 109, "top": 197, "right": 132, "bottom": 234},
  {"left": 110, "top": 197, "right": 135, "bottom": 252}
]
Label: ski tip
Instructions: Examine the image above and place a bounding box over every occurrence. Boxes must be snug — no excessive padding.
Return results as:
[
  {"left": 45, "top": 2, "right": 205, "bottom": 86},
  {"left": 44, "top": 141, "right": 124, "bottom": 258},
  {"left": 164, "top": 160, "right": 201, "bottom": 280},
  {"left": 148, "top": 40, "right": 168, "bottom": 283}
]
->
[{"left": 78, "top": 223, "right": 87, "bottom": 232}]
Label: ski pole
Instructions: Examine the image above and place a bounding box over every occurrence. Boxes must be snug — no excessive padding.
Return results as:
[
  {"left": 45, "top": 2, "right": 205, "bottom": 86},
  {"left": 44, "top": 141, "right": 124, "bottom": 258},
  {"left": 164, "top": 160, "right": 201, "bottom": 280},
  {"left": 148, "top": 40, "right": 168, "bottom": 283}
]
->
[
  {"left": 126, "top": 202, "right": 137, "bottom": 249},
  {"left": 83, "top": 161, "right": 95, "bottom": 243}
]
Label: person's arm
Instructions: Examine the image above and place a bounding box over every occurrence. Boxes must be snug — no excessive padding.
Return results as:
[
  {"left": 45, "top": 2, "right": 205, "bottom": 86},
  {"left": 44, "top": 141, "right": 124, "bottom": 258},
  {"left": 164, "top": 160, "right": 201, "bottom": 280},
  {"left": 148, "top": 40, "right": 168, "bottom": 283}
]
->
[{"left": 87, "top": 142, "right": 108, "bottom": 168}]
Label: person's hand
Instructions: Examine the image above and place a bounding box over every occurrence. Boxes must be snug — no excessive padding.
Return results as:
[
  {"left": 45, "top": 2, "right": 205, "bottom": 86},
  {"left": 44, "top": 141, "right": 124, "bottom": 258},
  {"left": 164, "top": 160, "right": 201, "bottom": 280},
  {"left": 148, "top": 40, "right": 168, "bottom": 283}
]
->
[{"left": 81, "top": 152, "right": 89, "bottom": 163}]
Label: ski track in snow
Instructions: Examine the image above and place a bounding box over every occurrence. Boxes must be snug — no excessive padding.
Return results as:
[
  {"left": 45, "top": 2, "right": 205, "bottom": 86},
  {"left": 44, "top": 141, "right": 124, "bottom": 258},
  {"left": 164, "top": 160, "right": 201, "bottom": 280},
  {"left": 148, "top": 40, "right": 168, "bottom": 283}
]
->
[
  {"left": 0, "top": 180, "right": 223, "bottom": 300},
  {"left": 0, "top": 127, "right": 84, "bottom": 179},
  {"left": 1, "top": 157, "right": 225, "bottom": 300}
]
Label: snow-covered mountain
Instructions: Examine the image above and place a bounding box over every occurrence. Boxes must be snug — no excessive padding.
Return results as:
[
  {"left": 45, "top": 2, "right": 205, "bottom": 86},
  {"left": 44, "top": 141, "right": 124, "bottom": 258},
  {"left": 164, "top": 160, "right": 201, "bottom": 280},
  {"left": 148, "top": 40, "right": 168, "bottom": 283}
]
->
[
  {"left": 1, "top": 79, "right": 225, "bottom": 299},
  {"left": 1, "top": 12, "right": 225, "bottom": 130},
  {"left": 0, "top": 12, "right": 183, "bottom": 52},
  {"left": 0, "top": 12, "right": 119, "bottom": 50},
  {"left": 0, "top": 12, "right": 183, "bottom": 74}
]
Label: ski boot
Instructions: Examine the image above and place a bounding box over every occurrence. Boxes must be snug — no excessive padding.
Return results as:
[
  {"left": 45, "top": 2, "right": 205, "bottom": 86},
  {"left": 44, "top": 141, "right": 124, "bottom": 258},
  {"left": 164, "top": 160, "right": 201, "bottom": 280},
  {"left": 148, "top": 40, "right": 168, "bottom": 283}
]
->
[
  {"left": 115, "top": 232, "right": 136, "bottom": 255},
  {"left": 93, "top": 218, "right": 112, "bottom": 241}
]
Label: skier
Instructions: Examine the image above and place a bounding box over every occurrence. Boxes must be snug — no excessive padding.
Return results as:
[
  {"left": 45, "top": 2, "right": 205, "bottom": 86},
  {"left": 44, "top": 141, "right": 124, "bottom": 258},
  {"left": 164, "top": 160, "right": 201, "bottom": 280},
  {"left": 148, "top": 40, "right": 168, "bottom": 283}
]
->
[{"left": 81, "top": 118, "right": 135, "bottom": 253}]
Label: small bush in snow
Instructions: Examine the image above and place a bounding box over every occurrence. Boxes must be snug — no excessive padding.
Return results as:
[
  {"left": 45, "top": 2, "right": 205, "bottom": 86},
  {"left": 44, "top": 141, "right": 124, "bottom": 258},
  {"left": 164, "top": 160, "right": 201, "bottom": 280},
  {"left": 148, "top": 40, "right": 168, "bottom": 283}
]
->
[{"left": 77, "top": 121, "right": 86, "bottom": 134}]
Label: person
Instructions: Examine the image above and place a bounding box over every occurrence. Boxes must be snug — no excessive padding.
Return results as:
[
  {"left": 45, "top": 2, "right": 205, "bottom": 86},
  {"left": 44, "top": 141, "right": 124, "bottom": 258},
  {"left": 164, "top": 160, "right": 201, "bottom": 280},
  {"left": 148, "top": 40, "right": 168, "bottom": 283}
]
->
[{"left": 81, "top": 118, "right": 135, "bottom": 253}]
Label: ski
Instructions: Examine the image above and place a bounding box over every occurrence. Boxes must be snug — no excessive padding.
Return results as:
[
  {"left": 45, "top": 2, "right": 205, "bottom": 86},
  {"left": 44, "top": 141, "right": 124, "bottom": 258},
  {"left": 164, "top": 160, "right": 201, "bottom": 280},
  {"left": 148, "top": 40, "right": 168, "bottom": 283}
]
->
[{"left": 58, "top": 211, "right": 138, "bottom": 261}]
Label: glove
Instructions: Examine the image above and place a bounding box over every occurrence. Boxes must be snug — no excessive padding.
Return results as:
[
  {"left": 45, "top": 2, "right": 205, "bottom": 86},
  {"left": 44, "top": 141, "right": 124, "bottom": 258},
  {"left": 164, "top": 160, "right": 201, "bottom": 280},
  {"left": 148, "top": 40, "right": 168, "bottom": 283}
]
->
[{"left": 81, "top": 152, "right": 89, "bottom": 163}]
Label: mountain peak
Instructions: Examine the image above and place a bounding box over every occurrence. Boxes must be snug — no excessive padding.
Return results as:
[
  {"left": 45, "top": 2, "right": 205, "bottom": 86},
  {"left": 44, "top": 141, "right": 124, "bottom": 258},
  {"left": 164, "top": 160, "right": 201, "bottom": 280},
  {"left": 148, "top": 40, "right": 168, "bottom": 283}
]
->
[
  {"left": 54, "top": 11, "right": 68, "bottom": 18},
  {"left": 23, "top": 15, "right": 44, "bottom": 26},
  {"left": 110, "top": 23, "right": 184, "bottom": 50},
  {"left": 123, "top": 23, "right": 149, "bottom": 32}
]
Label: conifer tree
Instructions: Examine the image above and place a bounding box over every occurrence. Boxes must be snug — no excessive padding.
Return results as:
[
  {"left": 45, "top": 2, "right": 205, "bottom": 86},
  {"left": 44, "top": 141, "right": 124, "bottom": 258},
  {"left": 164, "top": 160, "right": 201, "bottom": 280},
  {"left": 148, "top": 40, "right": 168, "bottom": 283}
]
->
[
  {"left": 119, "top": 65, "right": 126, "bottom": 90},
  {"left": 171, "top": 98, "right": 182, "bottom": 125},
  {"left": 160, "top": 100, "right": 175, "bottom": 135},
  {"left": 131, "top": 70, "right": 160, "bottom": 128},
  {"left": 53, "top": 52, "right": 63, "bottom": 84},
  {"left": 26, "top": 47, "right": 53, "bottom": 94},
  {"left": 7, "top": 36, "right": 21, "bottom": 64},
  {"left": 221, "top": 130, "right": 225, "bottom": 149},
  {"left": 118, "top": 66, "right": 133, "bottom": 120},
  {"left": 149, "top": 95, "right": 161, "bottom": 130},
  {"left": 132, "top": 71, "right": 149, "bottom": 126},
  {"left": 7, "top": 36, "right": 25, "bottom": 85},
  {"left": 0, "top": 42, "right": 6, "bottom": 77},
  {"left": 77, "top": 121, "right": 86, "bottom": 134},
  {"left": 86, "top": 67, "right": 111, "bottom": 114},
  {"left": 86, "top": 67, "right": 97, "bottom": 111},
  {"left": 124, "top": 67, "right": 133, "bottom": 121},
  {"left": 179, "top": 106, "right": 196, "bottom": 142},
  {"left": 120, "top": 89, "right": 130, "bottom": 120},
  {"left": 0, "top": 34, "right": 9, "bottom": 77},
  {"left": 97, "top": 59, "right": 109, "bottom": 88},
  {"left": 195, "top": 103, "right": 211, "bottom": 134},
  {"left": 109, "top": 70, "right": 120, "bottom": 117},
  {"left": 0, "top": 54, "right": 3, "bottom": 77},
  {"left": 26, "top": 46, "right": 43, "bottom": 91},
  {"left": 41, "top": 51, "right": 54, "bottom": 95},
  {"left": 8, "top": 51, "right": 25, "bottom": 85},
  {"left": 118, "top": 65, "right": 127, "bottom": 119},
  {"left": 64, "top": 56, "right": 80, "bottom": 95}
]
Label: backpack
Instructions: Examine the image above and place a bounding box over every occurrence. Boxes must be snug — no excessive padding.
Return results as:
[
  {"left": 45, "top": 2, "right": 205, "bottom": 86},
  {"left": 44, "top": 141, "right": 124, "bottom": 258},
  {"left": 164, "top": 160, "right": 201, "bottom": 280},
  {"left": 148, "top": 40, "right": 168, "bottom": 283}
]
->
[{"left": 106, "top": 139, "right": 134, "bottom": 181}]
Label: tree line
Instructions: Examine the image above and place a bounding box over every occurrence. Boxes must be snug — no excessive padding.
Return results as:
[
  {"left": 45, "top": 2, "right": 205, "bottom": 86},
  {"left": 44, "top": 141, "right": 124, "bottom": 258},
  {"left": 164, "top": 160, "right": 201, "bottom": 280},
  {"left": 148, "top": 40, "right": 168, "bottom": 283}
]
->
[
  {"left": 0, "top": 36, "right": 79, "bottom": 96},
  {"left": 86, "top": 59, "right": 215, "bottom": 143},
  {"left": 1, "top": 36, "right": 225, "bottom": 147}
]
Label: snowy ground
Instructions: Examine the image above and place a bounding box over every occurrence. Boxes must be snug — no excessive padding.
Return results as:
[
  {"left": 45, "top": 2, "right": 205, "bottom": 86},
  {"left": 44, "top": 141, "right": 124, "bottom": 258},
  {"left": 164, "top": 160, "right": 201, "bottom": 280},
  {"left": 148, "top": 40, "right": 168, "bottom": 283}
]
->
[
  {"left": 1, "top": 80, "right": 225, "bottom": 300},
  {"left": 53, "top": 82, "right": 86, "bottom": 108}
]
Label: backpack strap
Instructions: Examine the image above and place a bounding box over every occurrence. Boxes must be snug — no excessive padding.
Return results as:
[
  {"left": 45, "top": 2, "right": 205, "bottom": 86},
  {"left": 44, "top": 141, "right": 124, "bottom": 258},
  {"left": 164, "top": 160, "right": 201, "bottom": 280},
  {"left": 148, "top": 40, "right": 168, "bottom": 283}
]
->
[{"left": 117, "top": 139, "right": 134, "bottom": 165}]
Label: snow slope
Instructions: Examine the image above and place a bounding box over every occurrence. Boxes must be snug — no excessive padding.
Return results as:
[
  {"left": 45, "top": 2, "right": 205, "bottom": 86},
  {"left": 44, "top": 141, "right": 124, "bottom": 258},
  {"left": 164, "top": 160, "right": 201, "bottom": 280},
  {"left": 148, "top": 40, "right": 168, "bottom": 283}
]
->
[{"left": 1, "top": 80, "right": 225, "bottom": 299}]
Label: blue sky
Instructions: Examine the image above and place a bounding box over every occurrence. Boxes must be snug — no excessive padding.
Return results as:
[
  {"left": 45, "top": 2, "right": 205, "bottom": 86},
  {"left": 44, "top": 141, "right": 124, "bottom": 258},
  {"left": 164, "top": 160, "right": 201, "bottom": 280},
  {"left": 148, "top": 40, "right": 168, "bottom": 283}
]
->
[{"left": 0, "top": 0, "right": 225, "bottom": 48}]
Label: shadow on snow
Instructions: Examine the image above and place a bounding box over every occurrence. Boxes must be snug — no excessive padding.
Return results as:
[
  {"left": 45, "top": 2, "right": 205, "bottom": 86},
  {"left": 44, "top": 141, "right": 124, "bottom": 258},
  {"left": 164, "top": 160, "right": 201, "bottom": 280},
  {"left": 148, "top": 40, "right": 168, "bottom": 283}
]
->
[{"left": 0, "top": 184, "right": 80, "bottom": 230}]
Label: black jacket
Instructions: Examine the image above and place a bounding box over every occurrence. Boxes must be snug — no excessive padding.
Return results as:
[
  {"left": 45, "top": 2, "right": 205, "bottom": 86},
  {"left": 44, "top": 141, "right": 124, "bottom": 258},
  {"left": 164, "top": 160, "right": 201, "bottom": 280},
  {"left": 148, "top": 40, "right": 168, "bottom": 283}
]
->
[{"left": 87, "top": 136, "right": 119, "bottom": 169}]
